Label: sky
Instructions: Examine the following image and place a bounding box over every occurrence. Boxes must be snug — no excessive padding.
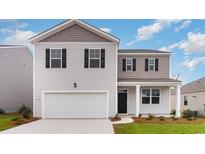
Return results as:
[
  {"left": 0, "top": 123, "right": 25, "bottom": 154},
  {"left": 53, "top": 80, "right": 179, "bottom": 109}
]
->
[{"left": 0, "top": 19, "right": 205, "bottom": 84}]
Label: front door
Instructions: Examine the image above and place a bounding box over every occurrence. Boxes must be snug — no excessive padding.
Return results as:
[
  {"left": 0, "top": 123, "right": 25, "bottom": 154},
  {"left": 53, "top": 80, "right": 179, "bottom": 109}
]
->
[{"left": 118, "top": 90, "right": 127, "bottom": 114}]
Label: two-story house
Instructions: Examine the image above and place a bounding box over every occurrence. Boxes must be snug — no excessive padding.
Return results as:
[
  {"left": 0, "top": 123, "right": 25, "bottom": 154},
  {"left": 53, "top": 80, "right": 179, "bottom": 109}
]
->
[{"left": 30, "top": 19, "right": 181, "bottom": 119}]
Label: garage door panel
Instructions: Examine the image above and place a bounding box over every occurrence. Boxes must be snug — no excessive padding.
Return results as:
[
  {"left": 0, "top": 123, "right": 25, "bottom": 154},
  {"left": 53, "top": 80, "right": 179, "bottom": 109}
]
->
[{"left": 43, "top": 92, "right": 107, "bottom": 118}]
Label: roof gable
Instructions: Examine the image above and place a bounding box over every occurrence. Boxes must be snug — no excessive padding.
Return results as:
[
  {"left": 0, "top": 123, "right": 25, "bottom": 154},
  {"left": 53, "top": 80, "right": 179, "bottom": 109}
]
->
[
  {"left": 30, "top": 19, "right": 119, "bottom": 43},
  {"left": 40, "top": 23, "right": 111, "bottom": 42}
]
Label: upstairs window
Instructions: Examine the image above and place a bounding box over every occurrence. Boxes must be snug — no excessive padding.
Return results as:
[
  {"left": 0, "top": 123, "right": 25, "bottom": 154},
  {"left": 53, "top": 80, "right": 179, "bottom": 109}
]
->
[
  {"left": 145, "top": 58, "right": 159, "bottom": 71},
  {"left": 148, "top": 58, "right": 155, "bottom": 71},
  {"left": 45, "top": 48, "right": 67, "bottom": 69},
  {"left": 126, "top": 58, "right": 133, "bottom": 71},
  {"left": 89, "top": 49, "right": 101, "bottom": 68},
  {"left": 184, "top": 95, "right": 188, "bottom": 106},
  {"left": 50, "top": 48, "right": 62, "bottom": 68}
]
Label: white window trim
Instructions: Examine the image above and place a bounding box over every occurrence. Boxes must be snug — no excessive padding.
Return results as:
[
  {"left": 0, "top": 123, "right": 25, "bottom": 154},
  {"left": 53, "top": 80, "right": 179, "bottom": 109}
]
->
[
  {"left": 50, "top": 48, "right": 62, "bottom": 68},
  {"left": 126, "top": 58, "right": 133, "bottom": 72},
  {"left": 88, "top": 48, "right": 101, "bottom": 68},
  {"left": 148, "top": 58, "right": 155, "bottom": 71},
  {"left": 141, "top": 88, "right": 161, "bottom": 104},
  {"left": 184, "top": 95, "right": 188, "bottom": 106}
]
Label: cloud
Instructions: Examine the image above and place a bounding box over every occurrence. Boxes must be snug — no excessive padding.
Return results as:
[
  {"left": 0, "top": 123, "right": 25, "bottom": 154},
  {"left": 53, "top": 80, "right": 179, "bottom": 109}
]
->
[
  {"left": 178, "top": 32, "right": 205, "bottom": 54},
  {"left": 99, "top": 27, "right": 111, "bottom": 33},
  {"left": 159, "top": 42, "right": 180, "bottom": 52},
  {"left": 126, "top": 19, "right": 181, "bottom": 46},
  {"left": 175, "top": 20, "right": 192, "bottom": 32},
  {"left": 160, "top": 32, "right": 205, "bottom": 54},
  {"left": 2, "top": 30, "right": 36, "bottom": 50},
  {"left": 182, "top": 56, "right": 205, "bottom": 71},
  {"left": 0, "top": 20, "right": 37, "bottom": 50}
]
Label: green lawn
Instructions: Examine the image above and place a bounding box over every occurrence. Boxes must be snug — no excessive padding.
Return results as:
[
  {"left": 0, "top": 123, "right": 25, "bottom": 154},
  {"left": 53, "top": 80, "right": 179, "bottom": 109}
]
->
[
  {"left": 0, "top": 113, "right": 21, "bottom": 131},
  {"left": 0, "top": 113, "right": 37, "bottom": 132},
  {"left": 114, "top": 123, "right": 205, "bottom": 134}
]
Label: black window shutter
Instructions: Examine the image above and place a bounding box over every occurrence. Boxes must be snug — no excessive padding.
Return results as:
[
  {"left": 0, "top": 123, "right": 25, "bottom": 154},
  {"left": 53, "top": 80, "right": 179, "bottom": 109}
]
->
[
  {"left": 122, "top": 59, "right": 126, "bottom": 71},
  {"left": 145, "top": 58, "right": 148, "bottom": 71},
  {"left": 62, "top": 48, "right": 67, "bottom": 68},
  {"left": 101, "top": 48, "right": 105, "bottom": 68},
  {"left": 133, "top": 58, "right": 136, "bottom": 71},
  {"left": 84, "top": 49, "right": 89, "bottom": 68},
  {"left": 155, "top": 58, "right": 159, "bottom": 71},
  {"left": 45, "top": 48, "right": 50, "bottom": 68}
]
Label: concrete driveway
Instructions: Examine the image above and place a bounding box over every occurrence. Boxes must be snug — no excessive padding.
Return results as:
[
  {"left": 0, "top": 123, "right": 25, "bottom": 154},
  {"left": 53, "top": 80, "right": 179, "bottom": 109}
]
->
[{"left": 1, "top": 119, "right": 114, "bottom": 134}]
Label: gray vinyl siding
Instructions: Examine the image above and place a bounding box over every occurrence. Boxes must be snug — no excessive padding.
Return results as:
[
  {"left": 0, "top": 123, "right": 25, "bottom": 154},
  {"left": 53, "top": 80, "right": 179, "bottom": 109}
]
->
[
  {"left": 171, "top": 91, "right": 205, "bottom": 115},
  {"left": 118, "top": 55, "right": 170, "bottom": 78},
  {"left": 0, "top": 47, "right": 33, "bottom": 112},
  {"left": 34, "top": 42, "right": 117, "bottom": 117},
  {"left": 40, "top": 24, "right": 111, "bottom": 42}
]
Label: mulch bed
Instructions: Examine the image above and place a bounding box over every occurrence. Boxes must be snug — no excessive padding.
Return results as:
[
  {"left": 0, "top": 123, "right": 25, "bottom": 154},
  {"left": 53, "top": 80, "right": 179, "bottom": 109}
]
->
[
  {"left": 110, "top": 116, "right": 121, "bottom": 122},
  {"left": 132, "top": 117, "right": 205, "bottom": 124}
]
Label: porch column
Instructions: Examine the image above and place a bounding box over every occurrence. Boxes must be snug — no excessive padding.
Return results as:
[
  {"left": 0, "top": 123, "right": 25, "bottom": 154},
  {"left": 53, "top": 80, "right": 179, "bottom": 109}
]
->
[
  {"left": 175, "top": 85, "right": 181, "bottom": 118},
  {"left": 136, "top": 85, "right": 140, "bottom": 117}
]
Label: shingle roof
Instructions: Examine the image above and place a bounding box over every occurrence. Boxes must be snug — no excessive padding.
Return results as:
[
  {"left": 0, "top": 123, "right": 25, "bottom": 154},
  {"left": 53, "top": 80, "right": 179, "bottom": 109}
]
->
[
  {"left": 181, "top": 77, "right": 205, "bottom": 93},
  {"left": 118, "top": 78, "right": 181, "bottom": 82},
  {"left": 118, "top": 49, "right": 171, "bottom": 54}
]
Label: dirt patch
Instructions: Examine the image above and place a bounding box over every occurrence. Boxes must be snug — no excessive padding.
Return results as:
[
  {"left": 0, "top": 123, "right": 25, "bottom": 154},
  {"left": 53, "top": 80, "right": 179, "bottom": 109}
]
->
[
  {"left": 110, "top": 117, "right": 121, "bottom": 122},
  {"left": 132, "top": 117, "right": 205, "bottom": 124}
]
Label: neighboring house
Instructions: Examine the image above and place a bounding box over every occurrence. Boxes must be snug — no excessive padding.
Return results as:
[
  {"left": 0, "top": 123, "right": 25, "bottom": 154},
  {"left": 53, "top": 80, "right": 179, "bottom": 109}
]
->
[
  {"left": 30, "top": 19, "right": 181, "bottom": 119},
  {"left": 171, "top": 77, "right": 205, "bottom": 115},
  {"left": 0, "top": 45, "right": 33, "bottom": 112}
]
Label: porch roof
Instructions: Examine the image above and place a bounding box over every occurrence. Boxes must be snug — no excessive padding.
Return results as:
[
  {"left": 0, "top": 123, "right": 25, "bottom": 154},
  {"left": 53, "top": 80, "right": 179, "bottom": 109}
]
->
[{"left": 118, "top": 78, "right": 181, "bottom": 87}]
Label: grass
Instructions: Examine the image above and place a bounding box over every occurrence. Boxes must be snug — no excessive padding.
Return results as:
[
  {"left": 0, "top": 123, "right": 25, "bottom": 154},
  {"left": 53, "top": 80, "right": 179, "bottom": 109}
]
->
[
  {"left": 114, "top": 117, "right": 205, "bottom": 134},
  {"left": 0, "top": 113, "right": 37, "bottom": 132}
]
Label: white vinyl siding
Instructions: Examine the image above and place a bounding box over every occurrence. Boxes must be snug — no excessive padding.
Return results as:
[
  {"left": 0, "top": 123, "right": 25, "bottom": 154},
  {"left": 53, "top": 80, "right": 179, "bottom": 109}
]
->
[{"left": 34, "top": 42, "right": 117, "bottom": 118}]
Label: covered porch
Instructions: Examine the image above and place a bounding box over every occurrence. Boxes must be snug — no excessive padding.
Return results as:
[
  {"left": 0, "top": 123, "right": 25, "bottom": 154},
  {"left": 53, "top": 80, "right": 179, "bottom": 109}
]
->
[{"left": 117, "top": 78, "right": 182, "bottom": 117}]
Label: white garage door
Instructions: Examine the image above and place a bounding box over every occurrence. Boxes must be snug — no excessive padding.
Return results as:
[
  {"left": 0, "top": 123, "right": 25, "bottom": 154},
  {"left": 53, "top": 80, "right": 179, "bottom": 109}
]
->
[{"left": 43, "top": 91, "right": 108, "bottom": 119}]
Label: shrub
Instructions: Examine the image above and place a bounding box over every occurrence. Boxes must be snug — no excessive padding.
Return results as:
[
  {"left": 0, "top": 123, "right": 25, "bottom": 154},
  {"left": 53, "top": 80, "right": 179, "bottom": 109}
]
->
[
  {"left": 192, "top": 111, "right": 198, "bottom": 117},
  {"left": 170, "top": 110, "right": 176, "bottom": 115},
  {"left": 18, "top": 104, "right": 28, "bottom": 113},
  {"left": 159, "top": 116, "right": 165, "bottom": 121},
  {"left": 139, "top": 113, "right": 142, "bottom": 118},
  {"left": 182, "top": 109, "right": 198, "bottom": 118},
  {"left": 0, "top": 108, "right": 5, "bottom": 114},
  {"left": 22, "top": 108, "right": 32, "bottom": 119}
]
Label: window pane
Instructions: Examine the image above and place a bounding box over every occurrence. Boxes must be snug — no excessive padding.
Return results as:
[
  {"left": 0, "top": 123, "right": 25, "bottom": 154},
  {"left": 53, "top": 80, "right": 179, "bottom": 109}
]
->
[
  {"left": 127, "top": 65, "right": 131, "bottom": 71},
  {"left": 152, "top": 97, "right": 159, "bottom": 104},
  {"left": 152, "top": 89, "right": 160, "bottom": 96},
  {"left": 142, "top": 89, "right": 150, "bottom": 97},
  {"left": 149, "top": 59, "right": 154, "bottom": 64},
  {"left": 90, "top": 59, "right": 100, "bottom": 68},
  {"left": 94, "top": 52, "right": 100, "bottom": 58},
  {"left": 127, "top": 58, "right": 132, "bottom": 64},
  {"left": 90, "top": 51, "right": 95, "bottom": 58},
  {"left": 51, "top": 59, "right": 61, "bottom": 68},
  {"left": 149, "top": 65, "right": 154, "bottom": 70},
  {"left": 51, "top": 49, "right": 61, "bottom": 58},
  {"left": 142, "top": 97, "right": 150, "bottom": 104}
]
